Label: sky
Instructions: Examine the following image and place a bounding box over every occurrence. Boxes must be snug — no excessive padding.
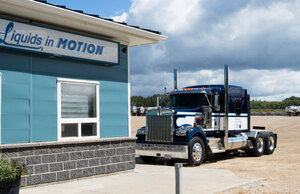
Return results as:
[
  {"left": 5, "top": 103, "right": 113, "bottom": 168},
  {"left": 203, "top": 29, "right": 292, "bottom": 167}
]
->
[{"left": 47, "top": 0, "right": 300, "bottom": 101}]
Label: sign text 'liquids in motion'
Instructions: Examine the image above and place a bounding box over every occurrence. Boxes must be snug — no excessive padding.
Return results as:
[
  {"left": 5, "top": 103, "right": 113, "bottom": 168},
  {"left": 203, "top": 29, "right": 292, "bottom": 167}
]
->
[{"left": 0, "top": 18, "right": 119, "bottom": 64}]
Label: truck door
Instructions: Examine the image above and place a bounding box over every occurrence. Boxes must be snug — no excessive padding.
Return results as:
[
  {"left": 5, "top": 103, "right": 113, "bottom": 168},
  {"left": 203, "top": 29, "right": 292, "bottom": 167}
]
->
[
  {"left": 232, "top": 99, "right": 247, "bottom": 131},
  {"left": 212, "top": 94, "right": 221, "bottom": 131}
]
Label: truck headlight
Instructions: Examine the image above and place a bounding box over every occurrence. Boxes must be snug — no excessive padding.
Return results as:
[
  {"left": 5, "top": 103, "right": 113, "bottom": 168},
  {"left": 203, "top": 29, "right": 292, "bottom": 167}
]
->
[
  {"left": 175, "top": 129, "right": 187, "bottom": 136},
  {"left": 137, "top": 129, "right": 145, "bottom": 135}
]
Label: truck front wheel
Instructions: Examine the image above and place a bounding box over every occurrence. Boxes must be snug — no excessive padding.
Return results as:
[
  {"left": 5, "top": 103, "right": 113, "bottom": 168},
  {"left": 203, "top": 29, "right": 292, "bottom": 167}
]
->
[{"left": 187, "top": 137, "right": 205, "bottom": 166}]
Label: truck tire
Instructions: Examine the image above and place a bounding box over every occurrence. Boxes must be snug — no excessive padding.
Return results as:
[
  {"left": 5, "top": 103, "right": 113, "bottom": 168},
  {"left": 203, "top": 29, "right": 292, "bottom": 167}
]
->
[
  {"left": 139, "top": 156, "right": 157, "bottom": 163},
  {"left": 264, "top": 132, "right": 276, "bottom": 155},
  {"left": 249, "top": 133, "right": 265, "bottom": 157},
  {"left": 187, "top": 137, "right": 205, "bottom": 166}
]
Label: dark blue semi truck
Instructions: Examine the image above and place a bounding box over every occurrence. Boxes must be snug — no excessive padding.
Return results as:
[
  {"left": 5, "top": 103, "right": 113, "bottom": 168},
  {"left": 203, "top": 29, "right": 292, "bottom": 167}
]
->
[{"left": 136, "top": 65, "right": 277, "bottom": 166}]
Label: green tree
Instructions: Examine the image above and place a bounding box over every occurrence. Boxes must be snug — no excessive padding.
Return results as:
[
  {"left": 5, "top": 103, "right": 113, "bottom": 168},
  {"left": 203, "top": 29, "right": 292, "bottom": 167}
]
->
[
  {"left": 132, "top": 94, "right": 300, "bottom": 111},
  {"left": 131, "top": 94, "right": 170, "bottom": 107},
  {"left": 250, "top": 96, "right": 300, "bottom": 110}
]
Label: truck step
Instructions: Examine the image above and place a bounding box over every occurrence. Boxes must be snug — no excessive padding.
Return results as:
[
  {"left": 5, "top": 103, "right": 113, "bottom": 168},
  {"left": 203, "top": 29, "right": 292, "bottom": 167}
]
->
[
  {"left": 210, "top": 147, "right": 226, "bottom": 153},
  {"left": 207, "top": 137, "right": 221, "bottom": 144},
  {"left": 207, "top": 135, "right": 248, "bottom": 154},
  {"left": 207, "top": 138, "right": 225, "bottom": 154}
]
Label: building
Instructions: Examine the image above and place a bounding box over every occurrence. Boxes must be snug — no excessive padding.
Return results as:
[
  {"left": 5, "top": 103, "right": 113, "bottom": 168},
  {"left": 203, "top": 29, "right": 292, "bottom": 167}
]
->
[{"left": 0, "top": 0, "right": 166, "bottom": 186}]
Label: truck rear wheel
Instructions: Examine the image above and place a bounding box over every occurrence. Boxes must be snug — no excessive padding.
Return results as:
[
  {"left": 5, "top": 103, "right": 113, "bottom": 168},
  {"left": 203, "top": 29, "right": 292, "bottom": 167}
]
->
[
  {"left": 187, "top": 137, "right": 205, "bottom": 166},
  {"left": 249, "top": 133, "right": 265, "bottom": 157},
  {"left": 264, "top": 132, "right": 276, "bottom": 155},
  {"left": 139, "top": 156, "right": 157, "bottom": 163}
]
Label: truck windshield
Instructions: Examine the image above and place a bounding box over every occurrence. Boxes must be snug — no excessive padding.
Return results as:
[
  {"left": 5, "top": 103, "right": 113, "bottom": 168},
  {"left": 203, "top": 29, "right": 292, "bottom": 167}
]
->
[{"left": 171, "top": 93, "right": 208, "bottom": 108}]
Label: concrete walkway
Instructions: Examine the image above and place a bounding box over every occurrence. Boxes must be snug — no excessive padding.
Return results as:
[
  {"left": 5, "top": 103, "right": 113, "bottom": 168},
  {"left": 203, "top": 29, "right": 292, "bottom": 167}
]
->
[{"left": 20, "top": 164, "right": 260, "bottom": 194}]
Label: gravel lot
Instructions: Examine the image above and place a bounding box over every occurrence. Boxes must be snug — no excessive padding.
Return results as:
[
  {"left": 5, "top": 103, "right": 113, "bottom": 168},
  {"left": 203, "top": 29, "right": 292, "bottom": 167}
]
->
[{"left": 131, "top": 116, "right": 300, "bottom": 193}]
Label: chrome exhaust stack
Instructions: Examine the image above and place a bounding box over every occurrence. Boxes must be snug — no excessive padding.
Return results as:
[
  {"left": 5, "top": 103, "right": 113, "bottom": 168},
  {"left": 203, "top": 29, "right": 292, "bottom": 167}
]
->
[
  {"left": 224, "top": 64, "right": 229, "bottom": 150},
  {"left": 157, "top": 96, "right": 160, "bottom": 107},
  {"left": 174, "top": 68, "right": 178, "bottom": 90}
]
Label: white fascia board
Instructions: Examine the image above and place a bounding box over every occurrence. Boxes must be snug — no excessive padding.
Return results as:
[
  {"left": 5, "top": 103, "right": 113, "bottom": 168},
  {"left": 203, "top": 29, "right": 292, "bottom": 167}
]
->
[{"left": 0, "top": 0, "right": 167, "bottom": 46}]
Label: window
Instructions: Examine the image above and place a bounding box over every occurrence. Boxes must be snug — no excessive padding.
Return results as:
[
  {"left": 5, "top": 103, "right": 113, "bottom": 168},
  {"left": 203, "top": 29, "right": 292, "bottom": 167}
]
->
[
  {"left": 171, "top": 93, "right": 208, "bottom": 108},
  {"left": 57, "top": 78, "right": 99, "bottom": 140},
  {"left": 235, "top": 100, "right": 242, "bottom": 115}
]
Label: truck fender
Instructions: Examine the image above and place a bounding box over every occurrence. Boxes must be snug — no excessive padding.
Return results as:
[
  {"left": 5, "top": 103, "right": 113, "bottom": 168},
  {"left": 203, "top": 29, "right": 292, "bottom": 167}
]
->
[
  {"left": 187, "top": 127, "right": 209, "bottom": 160},
  {"left": 187, "top": 127, "right": 207, "bottom": 143}
]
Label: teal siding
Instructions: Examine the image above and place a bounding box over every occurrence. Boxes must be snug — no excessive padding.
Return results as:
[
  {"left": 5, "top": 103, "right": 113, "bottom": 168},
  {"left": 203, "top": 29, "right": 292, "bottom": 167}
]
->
[
  {"left": 31, "top": 74, "right": 57, "bottom": 142},
  {"left": 0, "top": 51, "right": 31, "bottom": 143},
  {"left": 100, "top": 81, "right": 128, "bottom": 138},
  {"left": 0, "top": 44, "right": 129, "bottom": 144}
]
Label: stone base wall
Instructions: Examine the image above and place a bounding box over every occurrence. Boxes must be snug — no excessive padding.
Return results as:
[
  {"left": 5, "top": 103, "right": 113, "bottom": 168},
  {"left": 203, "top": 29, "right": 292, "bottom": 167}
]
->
[{"left": 0, "top": 137, "right": 136, "bottom": 186}]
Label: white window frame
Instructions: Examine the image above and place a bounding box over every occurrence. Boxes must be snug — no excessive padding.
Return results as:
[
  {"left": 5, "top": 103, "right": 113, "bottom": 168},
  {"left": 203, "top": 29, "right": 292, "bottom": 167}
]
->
[
  {"left": 127, "top": 47, "right": 131, "bottom": 137},
  {"left": 57, "top": 78, "right": 100, "bottom": 141},
  {"left": 0, "top": 73, "right": 2, "bottom": 144}
]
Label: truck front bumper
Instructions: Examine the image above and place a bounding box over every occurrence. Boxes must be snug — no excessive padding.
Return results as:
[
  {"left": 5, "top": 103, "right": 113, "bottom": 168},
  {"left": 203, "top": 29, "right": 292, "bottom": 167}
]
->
[{"left": 136, "top": 143, "right": 188, "bottom": 159}]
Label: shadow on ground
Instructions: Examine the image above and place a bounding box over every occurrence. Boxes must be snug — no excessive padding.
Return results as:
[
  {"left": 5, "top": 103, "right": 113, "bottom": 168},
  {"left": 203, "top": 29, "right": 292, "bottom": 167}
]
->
[{"left": 136, "top": 150, "right": 252, "bottom": 167}]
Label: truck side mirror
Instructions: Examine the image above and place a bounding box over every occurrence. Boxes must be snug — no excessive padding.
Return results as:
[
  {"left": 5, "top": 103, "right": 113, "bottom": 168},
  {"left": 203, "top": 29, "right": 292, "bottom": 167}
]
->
[{"left": 213, "top": 95, "right": 220, "bottom": 111}]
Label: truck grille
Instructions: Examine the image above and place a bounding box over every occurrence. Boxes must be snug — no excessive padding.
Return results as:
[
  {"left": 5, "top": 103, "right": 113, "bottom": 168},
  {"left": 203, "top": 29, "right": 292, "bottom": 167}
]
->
[{"left": 146, "top": 115, "right": 173, "bottom": 143}]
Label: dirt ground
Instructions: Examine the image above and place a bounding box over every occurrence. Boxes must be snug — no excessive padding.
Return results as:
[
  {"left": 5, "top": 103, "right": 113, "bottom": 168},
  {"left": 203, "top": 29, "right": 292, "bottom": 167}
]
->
[{"left": 131, "top": 116, "right": 300, "bottom": 193}]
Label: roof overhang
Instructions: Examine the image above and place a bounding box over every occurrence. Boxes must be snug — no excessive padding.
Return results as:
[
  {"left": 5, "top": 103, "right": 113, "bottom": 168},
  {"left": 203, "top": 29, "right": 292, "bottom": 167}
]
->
[{"left": 0, "top": 0, "right": 167, "bottom": 47}]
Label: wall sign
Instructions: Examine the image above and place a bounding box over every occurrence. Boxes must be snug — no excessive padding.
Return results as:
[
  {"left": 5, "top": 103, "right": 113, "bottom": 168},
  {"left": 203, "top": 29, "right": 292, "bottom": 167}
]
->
[{"left": 0, "top": 18, "right": 119, "bottom": 65}]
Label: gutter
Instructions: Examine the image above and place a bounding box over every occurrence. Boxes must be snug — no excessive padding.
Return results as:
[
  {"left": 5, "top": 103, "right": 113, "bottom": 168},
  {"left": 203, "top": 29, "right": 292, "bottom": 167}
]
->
[{"left": 0, "top": 0, "right": 167, "bottom": 46}]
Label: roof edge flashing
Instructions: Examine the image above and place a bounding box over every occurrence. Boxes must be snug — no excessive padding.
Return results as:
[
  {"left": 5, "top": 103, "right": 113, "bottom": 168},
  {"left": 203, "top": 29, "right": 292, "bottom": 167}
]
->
[{"left": 0, "top": 0, "right": 167, "bottom": 46}]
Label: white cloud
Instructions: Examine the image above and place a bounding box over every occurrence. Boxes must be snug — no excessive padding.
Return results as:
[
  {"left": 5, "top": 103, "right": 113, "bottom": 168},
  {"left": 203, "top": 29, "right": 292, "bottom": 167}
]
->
[
  {"left": 131, "top": 68, "right": 300, "bottom": 101},
  {"left": 112, "top": 12, "right": 128, "bottom": 22},
  {"left": 125, "top": 0, "right": 300, "bottom": 100},
  {"left": 129, "top": 0, "right": 202, "bottom": 35}
]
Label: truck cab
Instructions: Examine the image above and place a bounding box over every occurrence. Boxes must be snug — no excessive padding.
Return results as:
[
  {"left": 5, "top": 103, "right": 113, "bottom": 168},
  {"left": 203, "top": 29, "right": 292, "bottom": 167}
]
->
[
  {"left": 170, "top": 85, "right": 250, "bottom": 136},
  {"left": 136, "top": 84, "right": 277, "bottom": 166}
]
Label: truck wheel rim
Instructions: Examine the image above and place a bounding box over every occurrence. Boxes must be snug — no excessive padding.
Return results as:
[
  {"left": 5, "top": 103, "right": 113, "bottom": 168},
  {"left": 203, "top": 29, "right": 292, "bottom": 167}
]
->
[
  {"left": 257, "top": 137, "right": 264, "bottom": 153},
  {"left": 193, "top": 143, "right": 202, "bottom": 161},
  {"left": 269, "top": 136, "right": 275, "bottom": 150}
]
